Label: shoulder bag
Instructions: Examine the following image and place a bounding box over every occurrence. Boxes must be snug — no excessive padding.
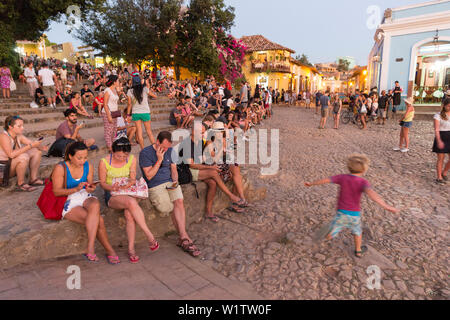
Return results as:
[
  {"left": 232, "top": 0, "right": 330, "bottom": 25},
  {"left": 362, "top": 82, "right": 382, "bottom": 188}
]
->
[{"left": 37, "top": 162, "right": 68, "bottom": 220}]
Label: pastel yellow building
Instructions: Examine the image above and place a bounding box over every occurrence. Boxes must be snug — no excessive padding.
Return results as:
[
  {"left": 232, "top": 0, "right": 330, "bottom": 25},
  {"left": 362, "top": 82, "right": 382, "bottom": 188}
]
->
[
  {"left": 16, "top": 39, "right": 77, "bottom": 64},
  {"left": 240, "top": 35, "right": 321, "bottom": 92}
]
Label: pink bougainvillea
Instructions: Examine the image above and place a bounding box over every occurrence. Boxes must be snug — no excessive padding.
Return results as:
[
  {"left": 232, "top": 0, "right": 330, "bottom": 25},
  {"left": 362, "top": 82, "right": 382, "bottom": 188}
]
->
[{"left": 216, "top": 33, "right": 247, "bottom": 82}]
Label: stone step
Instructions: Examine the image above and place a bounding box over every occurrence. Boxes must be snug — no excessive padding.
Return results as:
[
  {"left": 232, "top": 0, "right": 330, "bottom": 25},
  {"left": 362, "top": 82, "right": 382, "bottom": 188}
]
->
[
  {"left": 0, "top": 101, "right": 176, "bottom": 110},
  {"left": 0, "top": 111, "right": 171, "bottom": 126}
]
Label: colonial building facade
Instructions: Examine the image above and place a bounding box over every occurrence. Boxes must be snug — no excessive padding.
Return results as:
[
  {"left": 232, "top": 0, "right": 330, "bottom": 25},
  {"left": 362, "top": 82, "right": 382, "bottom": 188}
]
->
[
  {"left": 240, "top": 35, "right": 321, "bottom": 93},
  {"left": 368, "top": 0, "right": 450, "bottom": 108}
]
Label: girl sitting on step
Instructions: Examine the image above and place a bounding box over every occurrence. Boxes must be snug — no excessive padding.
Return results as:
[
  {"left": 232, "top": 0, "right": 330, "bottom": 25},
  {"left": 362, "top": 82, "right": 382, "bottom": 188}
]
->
[
  {"left": 99, "top": 138, "right": 159, "bottom": 264},
  {"left": 52, "top": 141, "right": 120, "bottom": 264}
]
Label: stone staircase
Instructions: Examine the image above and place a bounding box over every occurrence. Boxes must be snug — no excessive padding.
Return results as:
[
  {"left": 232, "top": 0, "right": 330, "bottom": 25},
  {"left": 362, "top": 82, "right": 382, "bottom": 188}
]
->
[
  {"left": 0, "top": 84, "right": 176, "bottom": 190},
  {"left": 0, "top": 84, "right": 267, "bottom": 270}
]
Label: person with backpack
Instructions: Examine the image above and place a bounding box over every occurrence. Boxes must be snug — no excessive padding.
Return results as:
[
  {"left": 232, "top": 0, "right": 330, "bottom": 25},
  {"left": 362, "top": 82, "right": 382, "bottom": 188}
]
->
[{"left": 49, "top": 109, "right": 96, "bottom": 158}]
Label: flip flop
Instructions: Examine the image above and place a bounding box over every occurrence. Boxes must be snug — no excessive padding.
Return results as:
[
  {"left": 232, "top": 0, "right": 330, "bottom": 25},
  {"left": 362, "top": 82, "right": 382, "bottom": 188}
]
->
[
  {"left": 355, "top": 245, "right": 368, "bottom": 258},
  {"left": 128, "top": 252, "right": 140, "bottom": 264},
  {"left": 105, "top": 255, "right": 121, "bottom": 265},
  {"left": 16, "top": 184, "right": 37, "bottom": 192},
  {"left": 29, "top": 179, "right": 45, "bottom": 186},
  {"left": 82, "top": 253, "right": 99, "bottom": 263},
  {"left": 205, "top": 215, "right": 220, "bottom": 223},
  {"left": 227, "top": 206, "right": 245, "bottom": 214}
]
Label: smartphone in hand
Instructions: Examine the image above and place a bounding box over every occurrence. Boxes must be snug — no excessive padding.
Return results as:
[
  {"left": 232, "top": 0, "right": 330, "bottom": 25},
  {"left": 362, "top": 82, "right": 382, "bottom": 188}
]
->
[{"left": 166, "top": 182, "right": 179, "bottom": 190}]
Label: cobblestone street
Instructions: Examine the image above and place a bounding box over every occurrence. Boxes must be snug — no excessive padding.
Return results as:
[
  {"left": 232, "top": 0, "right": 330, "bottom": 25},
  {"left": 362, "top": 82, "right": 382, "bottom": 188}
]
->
[{"left": 187, "top": 105, "right": 449, "bottom": 300}]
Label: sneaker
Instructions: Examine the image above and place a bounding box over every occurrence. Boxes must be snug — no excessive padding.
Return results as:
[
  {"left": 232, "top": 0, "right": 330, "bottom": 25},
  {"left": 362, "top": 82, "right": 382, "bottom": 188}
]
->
[
  {"left": 400, "top": 148, "right": 409, "bottom": 153},
  {"left": 393, "top": 147, "right": 401, "bottom": 151}
]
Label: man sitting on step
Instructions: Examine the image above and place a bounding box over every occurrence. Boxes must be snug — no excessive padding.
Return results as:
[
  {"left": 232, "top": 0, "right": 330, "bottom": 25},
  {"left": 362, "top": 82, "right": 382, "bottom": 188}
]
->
[{"left": 48, "top": 109, "right": 97, "bottom": 157}]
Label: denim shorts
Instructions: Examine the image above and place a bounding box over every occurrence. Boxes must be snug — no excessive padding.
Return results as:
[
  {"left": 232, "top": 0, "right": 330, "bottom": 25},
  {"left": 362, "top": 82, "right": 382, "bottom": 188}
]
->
[{"left": 402, "top": 121, "right": 413, "bottom": 128}]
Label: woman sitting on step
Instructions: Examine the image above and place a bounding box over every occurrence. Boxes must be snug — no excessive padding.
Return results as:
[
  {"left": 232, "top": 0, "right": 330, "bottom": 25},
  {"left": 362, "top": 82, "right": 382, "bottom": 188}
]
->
[
  {"left": 0, "top": 116, "right": 47, "bottom": 192},
  {"left": 70, "top": 92, "right": 93, "bottom": 119},
  {"left": 52, "top": 141, "right": 120, "bottom": 264},
  {"left": 99, "top": 138, "right": 159, "bottom": 264}
]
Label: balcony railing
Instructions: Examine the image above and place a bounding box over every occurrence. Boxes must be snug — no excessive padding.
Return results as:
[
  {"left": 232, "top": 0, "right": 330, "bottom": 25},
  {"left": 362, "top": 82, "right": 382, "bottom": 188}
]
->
[{"left": 251, "top": 61, "right": 291, "bottom": 73}]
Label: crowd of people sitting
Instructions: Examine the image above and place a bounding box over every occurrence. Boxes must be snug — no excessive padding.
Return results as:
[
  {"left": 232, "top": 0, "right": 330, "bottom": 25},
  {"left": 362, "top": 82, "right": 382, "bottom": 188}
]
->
[{"left": 1, "top": 58, "right": 275, "bottom": 264}]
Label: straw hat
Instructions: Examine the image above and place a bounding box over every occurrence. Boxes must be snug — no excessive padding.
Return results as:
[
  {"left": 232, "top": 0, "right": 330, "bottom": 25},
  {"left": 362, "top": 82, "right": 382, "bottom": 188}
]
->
[
  {"left": 212, "top": 121, "right": 225, "bottom": 132},
  {"left": 404, "top": 97, "right": 414, "bottom": 106}
]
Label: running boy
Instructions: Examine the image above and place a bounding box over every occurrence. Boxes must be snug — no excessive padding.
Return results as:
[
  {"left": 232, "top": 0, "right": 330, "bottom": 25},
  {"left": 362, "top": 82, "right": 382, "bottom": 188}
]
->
[{"left": 304, "top": 154, "right": 399, "bottom": 258}]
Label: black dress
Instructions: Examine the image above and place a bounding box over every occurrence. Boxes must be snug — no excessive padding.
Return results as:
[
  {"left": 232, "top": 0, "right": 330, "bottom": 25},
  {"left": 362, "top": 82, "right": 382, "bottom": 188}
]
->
[{"left": 393, "top": 86, "right": 401, "bottom": 106}]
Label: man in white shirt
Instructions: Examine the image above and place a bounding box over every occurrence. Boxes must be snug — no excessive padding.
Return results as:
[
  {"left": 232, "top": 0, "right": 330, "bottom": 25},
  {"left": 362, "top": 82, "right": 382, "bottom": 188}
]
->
[{"left": 38, "top": 62, "right": 57, "bottom": 108}]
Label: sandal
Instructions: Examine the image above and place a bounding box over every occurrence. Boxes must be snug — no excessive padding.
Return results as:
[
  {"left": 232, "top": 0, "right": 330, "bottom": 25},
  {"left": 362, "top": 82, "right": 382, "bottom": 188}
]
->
[
  {"left": 205, "top": 215, "right": 220, "bottom": 223},
  {"left": 29, "top": 179, "right": 44, "bottom": 186},
  {"left": 128, "top": 252, "right": 140, "bottom": 264},
  {"left": 355, "top": 245, "right": 368, "bottom": 258},
  {"left": 234, "top": 199, "right": 251, "bottom": 208},
  {"left": 178, "top": 238, "right": 201, "bottom": 257},
  {"left": 436, "top": 179, "right": 446, "bottom": 185},
  {"left": 82, "top": 253, "right": 99, "bottom": 262},
  {"left": 16, "top": 184, "right": 36, "bottom": 192},
  {"left": 149, "top": 240, "right": 160, "bottom": 252},
  {"left": 227, "top": 206, "right": 245, "bottom": 214},
  {"left": 105, "top": 255, "right": 121, "bottom": 265}
]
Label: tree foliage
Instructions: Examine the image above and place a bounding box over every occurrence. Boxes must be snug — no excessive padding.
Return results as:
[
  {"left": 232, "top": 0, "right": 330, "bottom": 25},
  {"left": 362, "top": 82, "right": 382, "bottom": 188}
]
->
[
  {"left": 0, "top": 0, "right": 104, "bottom": 75},
  {"left": 295, "top": 54, "right": 313, "bottom": 67},
  {"left": 75, "top": 0, "right": 182, "bottom": 66},
  {"left": 337, "top": 58, "right": 350, "bottom": 72},
  {"left": 75, "top": 0, "right": 236, "bottom": 79}
]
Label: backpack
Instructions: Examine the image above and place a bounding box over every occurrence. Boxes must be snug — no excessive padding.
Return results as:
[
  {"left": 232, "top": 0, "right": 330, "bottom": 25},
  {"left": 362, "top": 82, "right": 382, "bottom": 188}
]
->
[{"left": 47, "top": 138, "right": 76, "bottom": 158}]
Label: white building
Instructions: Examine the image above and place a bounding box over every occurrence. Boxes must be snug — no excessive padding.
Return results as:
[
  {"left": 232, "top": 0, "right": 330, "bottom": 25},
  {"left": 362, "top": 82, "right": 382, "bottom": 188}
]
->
[{"left": 368, "top": 0, "right": 450, "bottom": 108}]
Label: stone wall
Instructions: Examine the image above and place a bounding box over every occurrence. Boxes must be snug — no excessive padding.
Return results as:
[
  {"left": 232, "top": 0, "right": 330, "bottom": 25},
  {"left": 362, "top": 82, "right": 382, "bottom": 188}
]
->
[{"left": 0, "top": 174, "right": 266, "bottom": 269}]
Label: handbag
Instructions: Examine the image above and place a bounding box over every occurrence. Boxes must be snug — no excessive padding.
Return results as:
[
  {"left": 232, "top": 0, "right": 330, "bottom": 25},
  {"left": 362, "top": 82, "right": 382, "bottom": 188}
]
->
[
  {"left": 0, "top": 135, "right": 20, "bottom": 187},
  {"left": 360, "top": 105, "right": 367, "bottom": 113},
  {"left": 0, "top": 159, "right": 11, "bottom": 187},
  {"left": 111, "top": 110, "right": 122, "bottom": 118},
  {"left": 37, "top": 162, "right": 67, "bottom": 220},
  {"left": 110, "top": 177, "right": 149, "bottom": 199},
  {"left": 10, "top": 79, "right": 16, "bottom": 91}
]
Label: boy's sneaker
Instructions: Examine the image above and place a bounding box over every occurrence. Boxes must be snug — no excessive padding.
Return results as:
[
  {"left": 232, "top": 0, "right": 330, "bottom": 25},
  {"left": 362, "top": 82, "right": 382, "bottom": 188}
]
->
[
  {"left": 393, "top": 147, "right": 401, "bottom": 151},
  {"left": 400, "top": 148, "right": 409, "bottom": 153}
]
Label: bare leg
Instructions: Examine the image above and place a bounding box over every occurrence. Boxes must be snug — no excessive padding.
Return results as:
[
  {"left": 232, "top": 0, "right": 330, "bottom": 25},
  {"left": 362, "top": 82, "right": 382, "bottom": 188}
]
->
[
  {"left": 354, "top": 234, "right": 362, "bottom": 255},
  {"left": 198, "top": 169, "right": 240, "bottom": 202},
  {"left": 134, "top": 120, "right": 145, "bottom": 149},
  {"left": 172, "top": 199, "right": 190, "bottom": 241},
  {"left": 404, "top": 127, "right": 410, "bottom": 149},
  {"left": 443, "top": 155, "right": 450, "bottom": 178},
  {"left": 28, "top": 149, "right": 42, "bottom": 182},
  {"left": 143, "top": 121, "right": 156, "bottom": 145},
  {"left": 124, "top": 209, "right": 136, "bottom": 253},
  {"left": 204, "top": 178, "right": 217, "bottom": 216},
  {"left": 437, "top": 154, "right": 445, "bottom": 180},
  {"left": 230, "top": 165, "right": 245, "bottom": 200}
]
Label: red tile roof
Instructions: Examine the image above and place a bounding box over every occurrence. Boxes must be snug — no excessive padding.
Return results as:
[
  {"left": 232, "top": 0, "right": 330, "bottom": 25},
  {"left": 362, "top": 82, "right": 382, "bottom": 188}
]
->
[{"left": 240, "top": 35, "right": 295, "bottom": 54}]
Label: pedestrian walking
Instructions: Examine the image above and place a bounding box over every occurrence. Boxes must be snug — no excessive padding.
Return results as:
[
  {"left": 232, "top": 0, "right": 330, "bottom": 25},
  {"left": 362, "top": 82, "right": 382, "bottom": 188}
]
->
[
  {"left": 394, "top": 97, "right": 415, "bottom": 153},
  {"left": 432, "top": 98, "right": 450, "bottom": 184}
]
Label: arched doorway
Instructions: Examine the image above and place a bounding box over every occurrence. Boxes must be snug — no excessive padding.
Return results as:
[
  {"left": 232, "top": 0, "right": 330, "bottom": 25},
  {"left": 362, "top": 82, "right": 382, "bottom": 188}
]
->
[{"left": 409, "top": 37, "right": 450, "bottom": 104}]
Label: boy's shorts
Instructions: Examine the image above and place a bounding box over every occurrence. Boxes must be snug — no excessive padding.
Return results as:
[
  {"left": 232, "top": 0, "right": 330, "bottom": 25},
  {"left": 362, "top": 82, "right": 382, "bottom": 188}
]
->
[{"left": 329, "top": 210, "right": 362, "bottom": 237}]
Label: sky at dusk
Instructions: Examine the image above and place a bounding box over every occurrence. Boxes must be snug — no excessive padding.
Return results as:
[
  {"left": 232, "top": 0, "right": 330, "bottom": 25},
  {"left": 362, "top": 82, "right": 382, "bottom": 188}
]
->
[{"left": 45, "top": 0, "right": 428, "bottom": 66}]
